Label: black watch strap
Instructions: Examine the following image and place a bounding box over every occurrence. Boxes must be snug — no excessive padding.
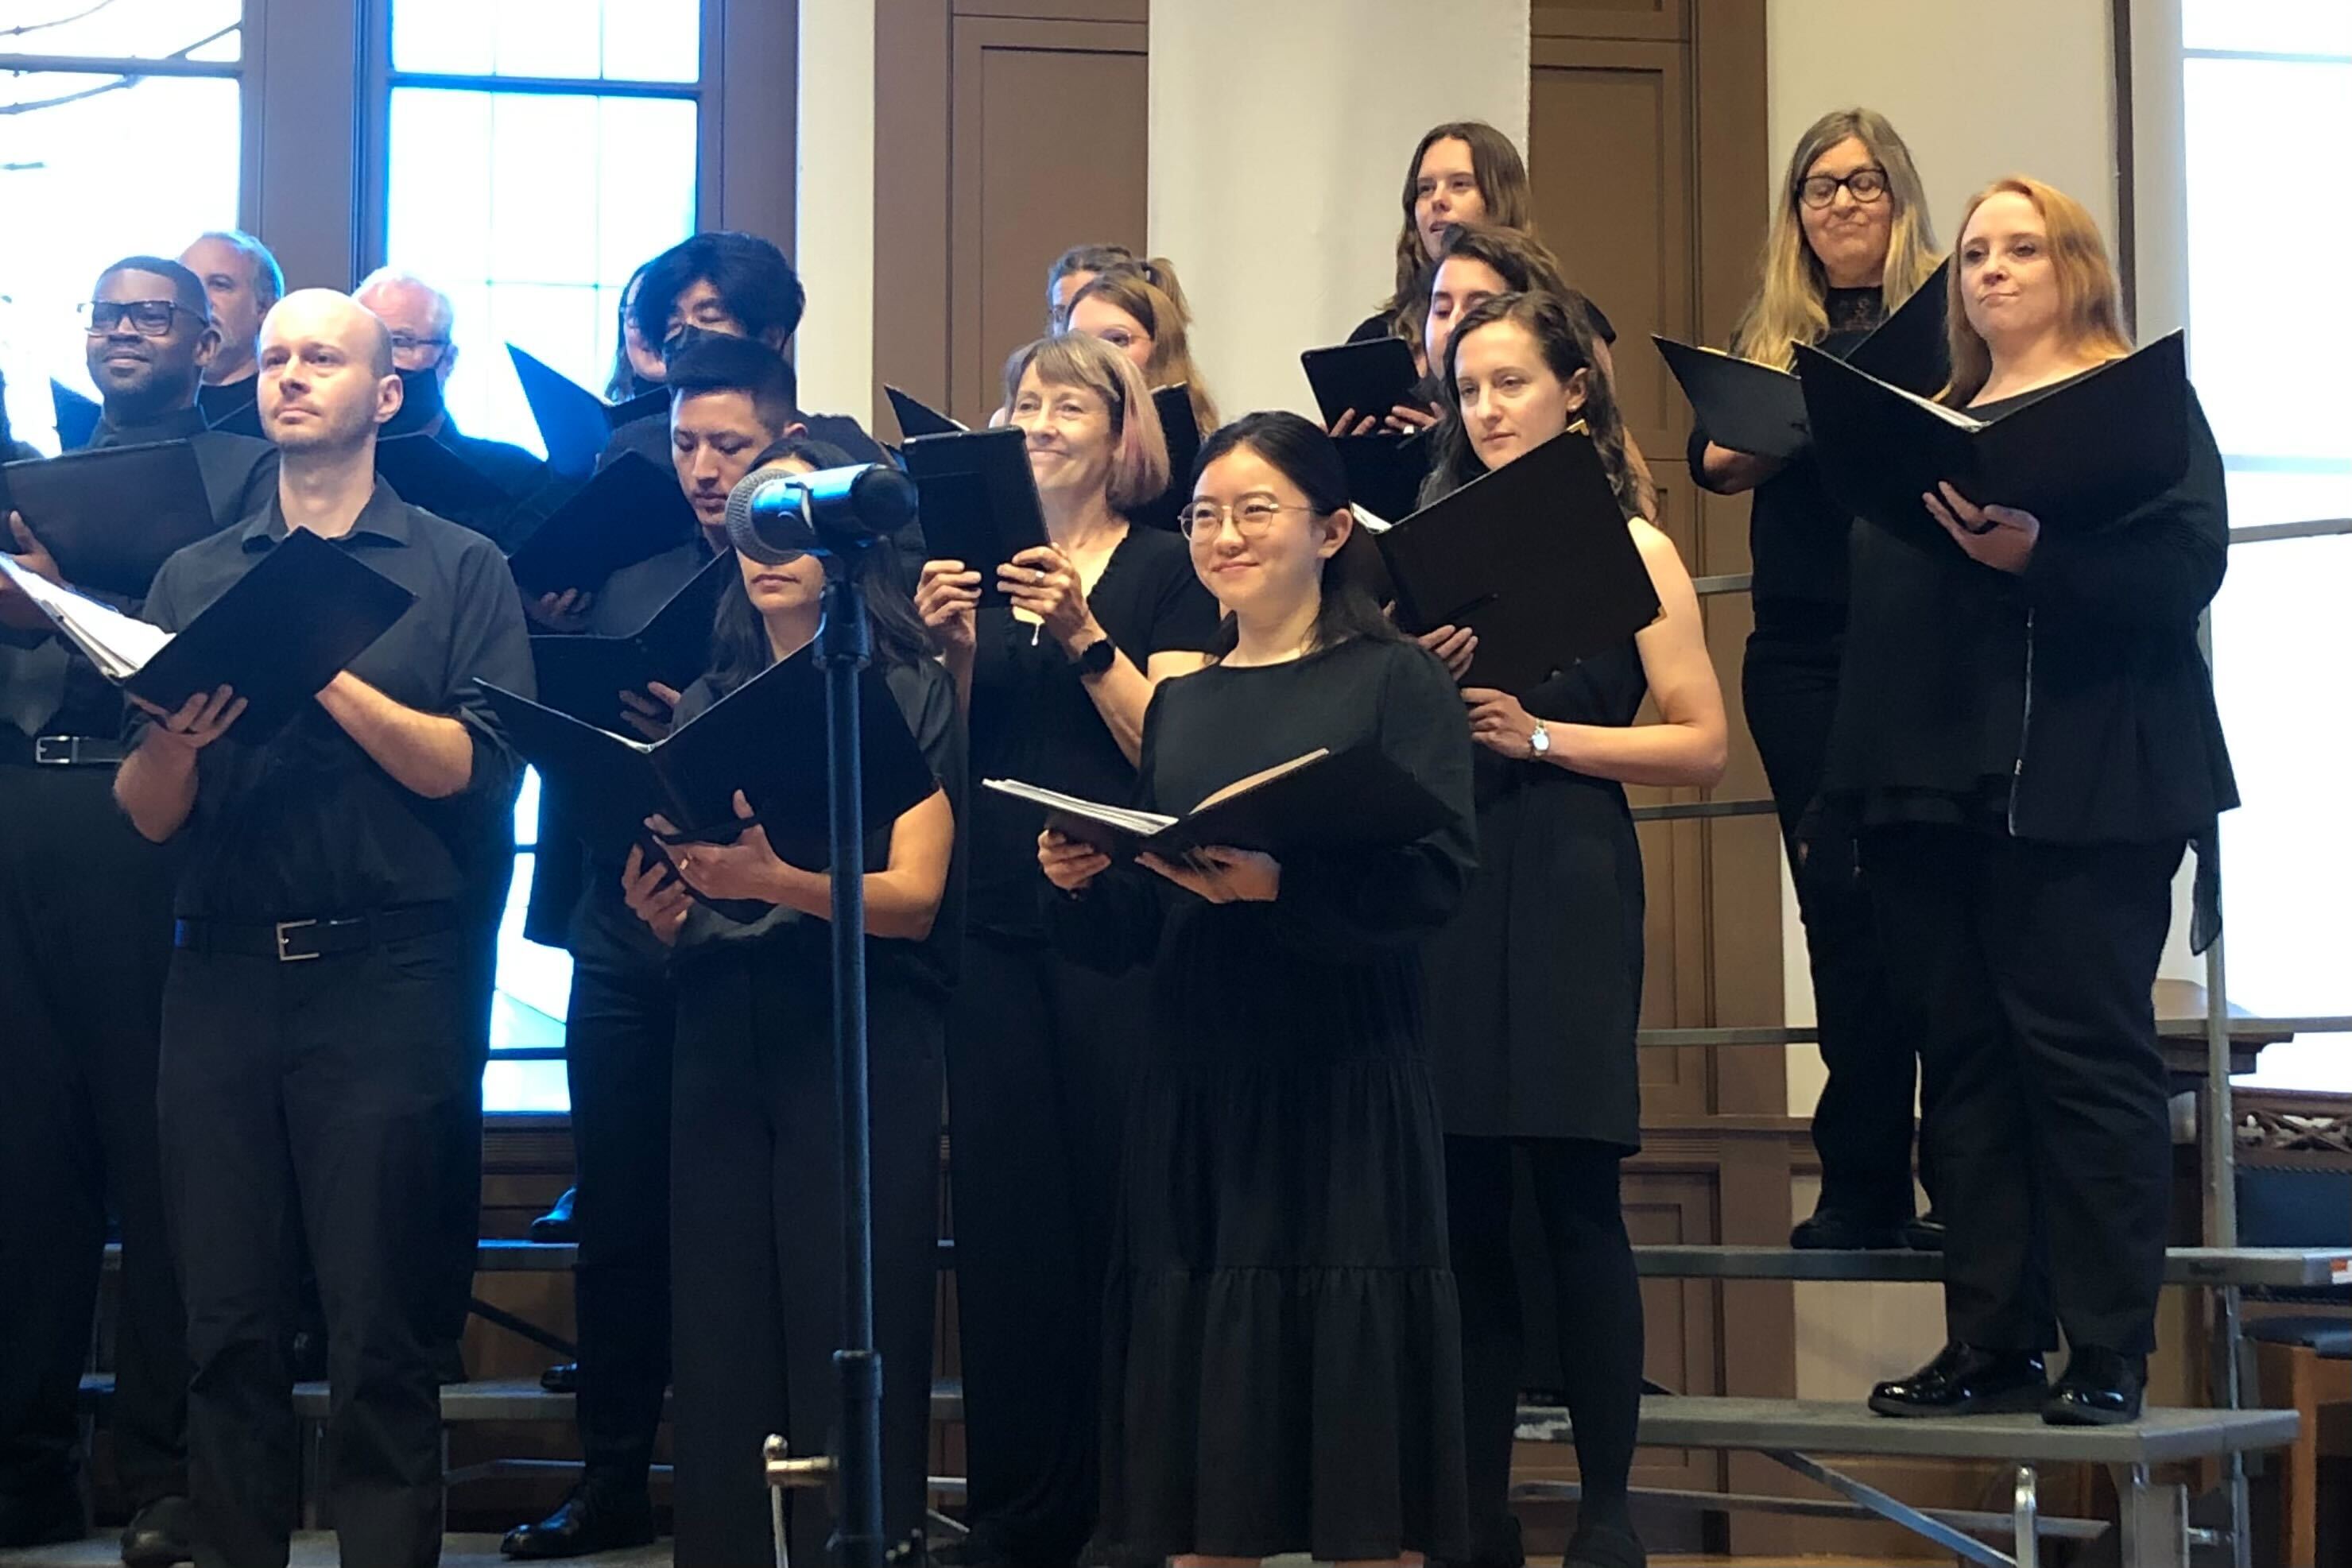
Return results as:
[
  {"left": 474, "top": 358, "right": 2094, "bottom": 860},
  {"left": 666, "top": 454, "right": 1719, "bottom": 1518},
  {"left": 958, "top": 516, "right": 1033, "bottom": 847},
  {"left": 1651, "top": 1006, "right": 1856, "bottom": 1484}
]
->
[{"left": 1075, "top": 635, "right": 1117, "bottom": 677}]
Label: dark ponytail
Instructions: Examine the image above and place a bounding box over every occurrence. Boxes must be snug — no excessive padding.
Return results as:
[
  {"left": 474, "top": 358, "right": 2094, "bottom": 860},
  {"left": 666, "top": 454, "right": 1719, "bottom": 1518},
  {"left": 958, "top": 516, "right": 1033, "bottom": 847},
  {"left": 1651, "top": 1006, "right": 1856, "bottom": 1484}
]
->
[{"left": 1191, "top": 412, "right": 1401, "bottom": 663}]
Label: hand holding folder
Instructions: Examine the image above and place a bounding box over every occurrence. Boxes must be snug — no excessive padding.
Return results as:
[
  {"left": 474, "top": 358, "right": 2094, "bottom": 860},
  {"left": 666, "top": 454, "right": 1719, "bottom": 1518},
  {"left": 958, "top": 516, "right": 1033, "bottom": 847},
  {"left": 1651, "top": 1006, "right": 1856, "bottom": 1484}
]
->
[
  {"left": 901, "top": 427, "right": 1051, "bottom": 605},
  {"left": 529, "top": 549, "right": 733, "bottom": 730},
  {"left": 1796, "top": 331, "right": 2190, "bottom": 552},
  {"left": 1300, "top": 339, "right": 1422, "bottom": 430},
  {"left": 0, "top": 528, "right": 417, "bottom": 740},
  {"left": 988, "top": 744, "right": 1451, "bottom": 861},
  {"left": 0, "top": 440, "right": 223, "bottom": 597}
]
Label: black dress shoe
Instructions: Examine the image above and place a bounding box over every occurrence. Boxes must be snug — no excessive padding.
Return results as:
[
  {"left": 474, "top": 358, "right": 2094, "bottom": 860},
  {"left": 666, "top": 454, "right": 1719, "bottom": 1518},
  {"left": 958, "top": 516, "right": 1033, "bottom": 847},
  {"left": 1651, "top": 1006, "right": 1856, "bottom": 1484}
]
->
[
  {"left": 1565, "top": 1519, "right": 1646, "bottom": 1568},
  {"left": 502, "top": 1480, "right": 655, "bottom": 1559},
  {"left": 1903, "top": 1210, "right": 1947, "bottom": 1252},
  {"left": 541, "top": 1361, "right": 579, "bottom": 1394},
  {"left": 122, "top": 1495, "right": 200, "bottom": 1568},
  {"left": 2044, "top": 1345, "right": 2145, "bottom": 1426},
  {"left": 530, "top": 1187, "right": 579, "bottom": 1245},
  {"left": 0, "top": 1484, "right": 83, "bottom": 1548},
  {"left": 1870, "top": 1342, "right": 2048, "bottom": 1417},
  {"left": 1790, "top": 1207, "right": 1906, "bottom": 1250}
]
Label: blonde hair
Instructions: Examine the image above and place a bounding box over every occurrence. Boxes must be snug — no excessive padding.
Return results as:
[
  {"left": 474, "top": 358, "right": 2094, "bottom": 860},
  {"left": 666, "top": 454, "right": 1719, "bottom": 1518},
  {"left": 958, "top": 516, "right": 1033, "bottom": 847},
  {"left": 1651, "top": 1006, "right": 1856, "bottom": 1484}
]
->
[
  {"left": 1730, "top": 108, "right": 1940, "bottom": 370},
  {"left": 1000, "top": 331, "right": 1172, "bottom": 515},
  {"left": 1066, "top": 263, "right": 1220, "bottom": 439},
  {"left": 1943, "top": 175, "right": 2133, "bottom": 405}
]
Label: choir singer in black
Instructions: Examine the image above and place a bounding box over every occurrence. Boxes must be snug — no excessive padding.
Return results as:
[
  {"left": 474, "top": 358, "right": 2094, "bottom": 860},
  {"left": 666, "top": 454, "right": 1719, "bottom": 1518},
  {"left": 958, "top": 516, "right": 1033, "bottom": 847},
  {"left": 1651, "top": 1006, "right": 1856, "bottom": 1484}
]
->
[
  {"left": 1831, "top": 177, "right": 2236, "bottom": 1425},
  {"left": 114, "top": 289, "right": 534, "bottom": 1567},
  {"left": 1038, "top": 412, "right": 1476, "bottom": 1566},
  {"left": 1693, "top": 107, "right": 1945, "bottom": 1251}
]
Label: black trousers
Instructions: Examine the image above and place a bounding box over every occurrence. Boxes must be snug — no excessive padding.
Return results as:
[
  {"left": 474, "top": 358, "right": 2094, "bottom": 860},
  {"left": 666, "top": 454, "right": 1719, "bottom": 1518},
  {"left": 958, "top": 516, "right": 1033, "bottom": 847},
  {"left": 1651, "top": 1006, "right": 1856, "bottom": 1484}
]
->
[
  {"left": 1744, "top": 630, "right": 1930, "bottom": 1222},
  {"left": 1863, "top": 825, "right": 2182, "bottom": 1353},
  {"left": 161, "top": 929, "right": 480, "bottom": 1568},
  {"left": 943, "top": 934, "right": 1140, "bottom": 1568},
  {"left": 562, "top": 944, "right": 674, "bottom": 1485},
  {"left": 1446, "top": 1137, "right": 1644, "bottom": 1566},
  {"left": 0, "top": 763, "right": 185, "bottom": 1509},
  {"left": 668, "top": 947, "right": 941, "bottom": 1568}
]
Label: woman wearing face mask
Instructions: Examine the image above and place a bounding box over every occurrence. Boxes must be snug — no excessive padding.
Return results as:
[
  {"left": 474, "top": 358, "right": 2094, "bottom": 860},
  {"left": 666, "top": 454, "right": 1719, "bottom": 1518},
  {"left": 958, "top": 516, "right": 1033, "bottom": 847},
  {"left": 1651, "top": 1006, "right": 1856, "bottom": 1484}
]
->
[
  {"left": 1037, "top": 411, "right": 1478, "bottom": 1568},
  {"left": 619, "top": 442, "right": 962, "bottom": 1568},
  {"left": 1421, "top": 291, "right": 1727, "bottom": 1568},
  {"left": 1830, "top": 178, "right": 2234, "bottom": 1426},
  {"left": 1353, "top": 121, "right": 1534, "bottom": 371},
  {"left": 1695, "top": 108, "right": 1945, "bottom": 1253},
  {"left": 913, "top": 334, "right": 1219, "bottom": 1568},
  {"left": 1064, "top": 263, "right": 1221, "bottom": 439}
]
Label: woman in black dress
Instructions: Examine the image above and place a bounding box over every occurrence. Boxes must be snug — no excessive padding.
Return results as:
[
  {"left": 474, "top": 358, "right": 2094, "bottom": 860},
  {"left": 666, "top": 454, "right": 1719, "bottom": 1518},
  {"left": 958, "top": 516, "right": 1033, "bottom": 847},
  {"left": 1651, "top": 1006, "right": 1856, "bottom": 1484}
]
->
[
  {"left": 619, "top": 443, "right": 963, "bottom": 1567},
  {"left": 914, "top": 333, "right": 1219, "bottom": 1568},
  {"left": 1691, "top": 106, "right": 1946, "bottom": 1252},
  {"left": 1830, "top": 177, "right": 2235, "bottom": 1424},
  {"left": 1420, "top": 292, "right": 1726, "bottom": 1568},
  {"left": 1037, "top": 412, "right": 1476, "bottom": 1566}
]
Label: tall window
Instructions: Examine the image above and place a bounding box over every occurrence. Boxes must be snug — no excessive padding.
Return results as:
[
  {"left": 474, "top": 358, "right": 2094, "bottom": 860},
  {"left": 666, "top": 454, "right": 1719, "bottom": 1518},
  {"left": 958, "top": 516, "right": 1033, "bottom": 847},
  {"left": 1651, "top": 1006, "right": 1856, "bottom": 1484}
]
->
[
  {"left": 380, "top": 0, "right": 702, "bottom": 456},
  {"left": 378, "top": 0, "right": 707, "bottom": 1110},
  {"left": 0, "top": 1, "right": 244, "bottom": 451},
  {"left": 2179, "top": 1, "right": 2352, "bottom": 1086}
]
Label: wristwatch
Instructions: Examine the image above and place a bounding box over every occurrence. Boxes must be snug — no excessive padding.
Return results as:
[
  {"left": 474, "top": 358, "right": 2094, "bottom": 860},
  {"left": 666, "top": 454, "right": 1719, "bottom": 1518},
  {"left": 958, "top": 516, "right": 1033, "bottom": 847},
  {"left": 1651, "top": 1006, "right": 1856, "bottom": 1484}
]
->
[
  {"left": 1529, "top": 720, "right": 1552, "bottom": 757},
  {"left": 1074, "top": 634, "right": 1116, "bottom": 679}
]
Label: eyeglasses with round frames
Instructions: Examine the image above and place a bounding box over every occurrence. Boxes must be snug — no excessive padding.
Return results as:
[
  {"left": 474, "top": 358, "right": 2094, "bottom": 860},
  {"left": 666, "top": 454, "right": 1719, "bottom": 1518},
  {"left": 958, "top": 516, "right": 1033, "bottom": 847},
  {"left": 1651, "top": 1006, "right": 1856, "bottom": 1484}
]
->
[{"left": 1178, "top": 498, "right": 1316, "bottom": 544}]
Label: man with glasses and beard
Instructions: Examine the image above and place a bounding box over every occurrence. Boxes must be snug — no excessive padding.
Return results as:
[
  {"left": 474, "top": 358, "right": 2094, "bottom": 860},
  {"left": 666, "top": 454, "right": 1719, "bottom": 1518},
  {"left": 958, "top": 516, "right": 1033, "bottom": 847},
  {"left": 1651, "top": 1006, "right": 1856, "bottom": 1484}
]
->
[
  {"left": 0, "top": 257, "right": 274, "bottom": 1565},
  {"left": 114, "top": 289, "right": 533, "bottom": 1568}
]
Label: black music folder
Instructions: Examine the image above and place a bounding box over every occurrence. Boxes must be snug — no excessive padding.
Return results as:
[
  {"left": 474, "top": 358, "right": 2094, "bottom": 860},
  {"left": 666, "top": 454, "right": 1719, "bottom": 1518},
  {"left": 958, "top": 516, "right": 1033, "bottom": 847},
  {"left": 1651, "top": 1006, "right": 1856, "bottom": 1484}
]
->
[
  {"left": 375, "top": 433, "right": 517, "bottom": 524},
  {"left": 1377, "top": 429, "right": 1660, "bottom": 694},
  {"left": 1336, "top": 431, "right": 1434, "bottom": 524},
  {"left": 885, "top": 385, "right": 966, "bottom": 441},
  {"left": 503, "top": 450, "right": 700, "bottom": 597},
  {"left": 1796, "top": 330, "right": 2190, "bottom": 552},
  {"left": 1141, "top": 382, "right": 1202, "bottom": 532},
  {"left": 986, "top": 744, "right": 1451, "bottom": 861},
  {"left": 480, "top": 652, "right": 936, "bottom": 869},
  {"left": 50, "top": 380, "right": 102, "bottom": 452},
  {"left": 901, "top": 426, "right": 1050, "bottom": 603},
  {"left": 1655, "top": 257, "right": 1952, "bottom": 460},
  {"left": 510, "top": 345, "right": 665, "bottom": 479},
  {"left": 0, "top": 527, "right": 415, "bottom": 739},
  {"left": 0, "top": 440, "right": 222, "bottom": 597},
  {"left": 530, "top": 549, "right": 734, "bottom": 729},
  {"left": 1301, "top": 338, "right": 1421, "bottom": 428}
]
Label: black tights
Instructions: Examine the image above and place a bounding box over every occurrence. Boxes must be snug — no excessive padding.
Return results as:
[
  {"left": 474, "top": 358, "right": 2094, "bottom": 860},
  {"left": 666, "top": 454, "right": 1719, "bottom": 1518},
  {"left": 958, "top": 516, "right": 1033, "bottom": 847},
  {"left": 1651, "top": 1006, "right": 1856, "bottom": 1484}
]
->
[{"left": 1446, "top": 1136, "right": 1643, "bottom": 1562}]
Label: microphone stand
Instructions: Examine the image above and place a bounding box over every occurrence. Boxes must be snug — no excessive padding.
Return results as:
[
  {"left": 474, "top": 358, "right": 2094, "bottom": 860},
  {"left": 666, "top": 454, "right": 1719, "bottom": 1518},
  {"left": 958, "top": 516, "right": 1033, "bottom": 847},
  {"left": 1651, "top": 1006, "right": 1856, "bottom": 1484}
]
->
[{"left": 764, "top": 537, "right": 887, "bottom": 1568}]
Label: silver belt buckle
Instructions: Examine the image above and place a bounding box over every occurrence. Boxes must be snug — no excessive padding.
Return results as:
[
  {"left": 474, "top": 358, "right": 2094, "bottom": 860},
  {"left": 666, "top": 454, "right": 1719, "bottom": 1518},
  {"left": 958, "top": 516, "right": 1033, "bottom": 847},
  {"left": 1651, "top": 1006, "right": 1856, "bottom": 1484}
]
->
[
  {"left": 33, "top": 735, "right": 79, "bottom": 765},
  {"left": 273, "top": 919, "right": 321, "bottom": 963}
]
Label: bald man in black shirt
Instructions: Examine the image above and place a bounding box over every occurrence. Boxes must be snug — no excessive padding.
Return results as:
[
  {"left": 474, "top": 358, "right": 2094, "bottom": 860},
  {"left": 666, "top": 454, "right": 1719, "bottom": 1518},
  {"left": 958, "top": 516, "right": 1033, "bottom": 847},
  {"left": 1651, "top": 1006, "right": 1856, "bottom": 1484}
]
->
[
  {"left": 0, "top": 256, "right": 273, "bottom": 1564},
  {"left": 116, "top": 290, "right": 533, "bottom": 1568}
]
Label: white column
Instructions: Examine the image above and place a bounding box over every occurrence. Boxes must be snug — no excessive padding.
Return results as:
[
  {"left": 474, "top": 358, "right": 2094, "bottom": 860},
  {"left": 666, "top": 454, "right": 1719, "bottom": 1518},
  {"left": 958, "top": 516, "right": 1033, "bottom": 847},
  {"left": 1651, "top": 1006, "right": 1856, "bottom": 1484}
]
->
[
  {"left": 795, "top": 0, "right": 877, "bottom": 425},
  {"left": 1149, "top": 0, "right": 1530, "bottom": 420}
]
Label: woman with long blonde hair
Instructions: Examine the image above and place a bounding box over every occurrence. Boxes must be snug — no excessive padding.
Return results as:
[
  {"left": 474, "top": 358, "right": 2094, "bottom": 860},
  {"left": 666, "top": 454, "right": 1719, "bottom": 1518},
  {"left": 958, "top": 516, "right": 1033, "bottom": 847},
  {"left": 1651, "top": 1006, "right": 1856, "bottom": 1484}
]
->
[
  {"left": 1827, "top": 176, "right": 2234, "bottom": 1426},
  {"left": 1690, "top": 106, "right": 1944, "bottom": 1256},
  {"left": 1064, "top": 261, "right": 1221, "bottom": 439}
]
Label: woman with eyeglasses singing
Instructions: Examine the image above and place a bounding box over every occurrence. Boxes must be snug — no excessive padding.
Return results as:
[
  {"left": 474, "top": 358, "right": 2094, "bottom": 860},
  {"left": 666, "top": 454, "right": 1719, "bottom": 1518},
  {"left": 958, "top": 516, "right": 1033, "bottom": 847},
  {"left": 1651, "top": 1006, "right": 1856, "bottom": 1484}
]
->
[
  {"left": 1037, "top": 410, "right": 1477, "bottom": 1568},
  {"left": 1691, "top": 106, "right": 1947, "bottom": 1255},
  {"left": 1421, "top": 291, "right": 1726, "bottom": 1568},
  {"left": 913, "top": 333, "right": 1219, "bottom": 1568}
]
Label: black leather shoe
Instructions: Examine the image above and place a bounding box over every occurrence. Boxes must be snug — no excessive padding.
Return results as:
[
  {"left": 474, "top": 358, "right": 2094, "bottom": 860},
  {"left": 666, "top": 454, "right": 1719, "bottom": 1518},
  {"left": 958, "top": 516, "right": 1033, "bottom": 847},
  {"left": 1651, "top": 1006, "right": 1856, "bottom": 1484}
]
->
[
  {"left": 0, "top": 1484, "right": 83, "bottom": 1548},
  {"left": 1564, "top": 1519, "right": 1646, "bottom": 1568},
  {"left": 1870, "top": 1342, "right": 2047, "bottom": 1417},
  {"left": 1903, "top": 1210, "right": 1947, "bottom": 1252},
  {"left": 502, "top": 1480, "right": 655, "bottom": 1559},
  {"left": 1791, "top": 1207, "right": 1906, "bottom": 1250},
  {"left": 2044, "top": 1345, "right": 2145, "bottom": 1426},
  {"left": 541, "top": 1361, "right": 579, "bottom": 1394},
  {"left": 121, "top": 1495, "right": 199, "bottom": 1567},
  {"left": 530, "top": 1187, "right": 579, "bottom": 1245}
]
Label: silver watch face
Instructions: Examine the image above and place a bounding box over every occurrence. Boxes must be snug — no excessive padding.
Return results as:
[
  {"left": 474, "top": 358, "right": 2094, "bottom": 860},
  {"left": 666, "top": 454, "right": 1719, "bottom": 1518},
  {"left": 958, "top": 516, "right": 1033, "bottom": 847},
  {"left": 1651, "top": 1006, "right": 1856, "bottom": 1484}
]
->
[{"left": 1530, "top": 724, "right": 1549, "bottom": 754}]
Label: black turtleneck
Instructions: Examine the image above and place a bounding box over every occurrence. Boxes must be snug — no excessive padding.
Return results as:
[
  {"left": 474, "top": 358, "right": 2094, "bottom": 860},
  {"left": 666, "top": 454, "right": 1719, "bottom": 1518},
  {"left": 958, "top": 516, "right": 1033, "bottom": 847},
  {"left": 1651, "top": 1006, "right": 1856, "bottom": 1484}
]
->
[
  {"left": 197, "top": 375, "right": 261, "bottom": 434},
  {"left": 1687, "top": 285, "right": 1885, "bottom": 631}
]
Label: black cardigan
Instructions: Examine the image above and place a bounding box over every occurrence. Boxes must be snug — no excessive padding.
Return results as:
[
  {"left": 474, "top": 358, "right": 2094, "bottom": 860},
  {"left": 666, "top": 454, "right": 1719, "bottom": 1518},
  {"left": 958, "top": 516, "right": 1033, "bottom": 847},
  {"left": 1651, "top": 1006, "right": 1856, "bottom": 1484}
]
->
[{"left": 1824, "top": 383, "right": 2238, "bottom": 849}]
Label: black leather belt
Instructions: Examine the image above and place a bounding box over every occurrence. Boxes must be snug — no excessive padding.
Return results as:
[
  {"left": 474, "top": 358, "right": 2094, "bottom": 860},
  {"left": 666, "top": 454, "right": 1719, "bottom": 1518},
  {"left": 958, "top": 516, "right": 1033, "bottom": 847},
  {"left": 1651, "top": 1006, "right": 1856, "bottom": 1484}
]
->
[
  {"left": 0, "top": 734, "right": 130, "bottom": 767},
  {"left": 172, "top": 902, "right": 459, "bottom": 963}
]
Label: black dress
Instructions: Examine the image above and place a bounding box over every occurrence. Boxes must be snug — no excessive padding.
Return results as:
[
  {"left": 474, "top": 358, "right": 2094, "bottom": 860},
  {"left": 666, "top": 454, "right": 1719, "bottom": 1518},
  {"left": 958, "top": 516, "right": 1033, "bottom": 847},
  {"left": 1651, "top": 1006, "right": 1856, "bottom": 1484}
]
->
[
  {"left": 1047, "top": 634, "right": 1478, "bottom": 1563},
  {"left": 1424, "top": 641, "right": 1648, "bottom": 1148}
]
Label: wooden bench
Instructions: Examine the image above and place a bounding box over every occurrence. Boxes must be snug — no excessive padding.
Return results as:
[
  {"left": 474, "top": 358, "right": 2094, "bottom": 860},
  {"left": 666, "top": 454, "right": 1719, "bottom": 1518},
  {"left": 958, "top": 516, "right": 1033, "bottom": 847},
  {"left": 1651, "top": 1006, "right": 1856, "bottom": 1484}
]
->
[{"left": 1513, "top": 1394, "right": 2299, "bottom": 1568}]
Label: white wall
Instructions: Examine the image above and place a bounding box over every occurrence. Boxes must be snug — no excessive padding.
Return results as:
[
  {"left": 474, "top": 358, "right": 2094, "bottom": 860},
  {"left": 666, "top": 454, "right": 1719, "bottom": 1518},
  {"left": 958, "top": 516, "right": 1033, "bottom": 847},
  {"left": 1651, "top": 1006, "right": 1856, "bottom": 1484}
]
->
[
  {"left": 794, "top": 0, "right": 875, "bottom": 424},
  {"left": 1149, "top": 0, "right": 1530, "bottom": 420}
]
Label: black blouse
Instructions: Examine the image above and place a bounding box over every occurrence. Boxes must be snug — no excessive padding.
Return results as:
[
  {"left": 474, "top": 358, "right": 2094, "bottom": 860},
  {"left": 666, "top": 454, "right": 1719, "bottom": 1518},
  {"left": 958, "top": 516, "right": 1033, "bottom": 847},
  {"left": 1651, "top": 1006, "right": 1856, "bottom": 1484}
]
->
[
  {"left": 1823, "top": 374, "right": 2238, "bottom": 848},
  {"left": 963, "top": 525, "right": 1219, "bottom": 939}
]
